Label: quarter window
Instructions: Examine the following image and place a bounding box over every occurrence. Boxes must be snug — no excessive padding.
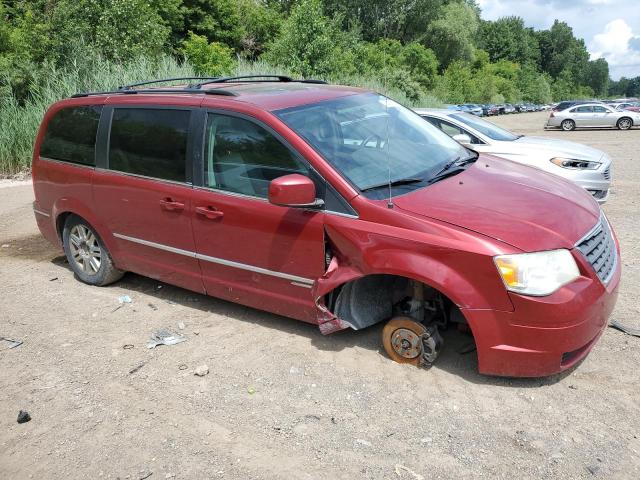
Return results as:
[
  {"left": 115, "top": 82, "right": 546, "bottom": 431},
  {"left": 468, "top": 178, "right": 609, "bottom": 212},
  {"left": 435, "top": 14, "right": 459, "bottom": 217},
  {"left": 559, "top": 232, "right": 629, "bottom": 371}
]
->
[
  {"left": 40, "top": 106, "right": 102, "bottom": 165},
  {"left": 109, "top": 108, "right": 190, "bottom": 182},
  {"left": 204, "top": 113, "right": 309, "bottom": 198}
]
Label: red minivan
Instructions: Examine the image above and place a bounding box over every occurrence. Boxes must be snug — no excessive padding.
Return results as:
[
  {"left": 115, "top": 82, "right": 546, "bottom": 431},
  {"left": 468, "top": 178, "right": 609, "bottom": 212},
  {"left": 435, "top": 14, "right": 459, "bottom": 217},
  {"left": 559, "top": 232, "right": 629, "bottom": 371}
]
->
[{"left": 32, "top": 76, "right": 620, "bottom": 377}]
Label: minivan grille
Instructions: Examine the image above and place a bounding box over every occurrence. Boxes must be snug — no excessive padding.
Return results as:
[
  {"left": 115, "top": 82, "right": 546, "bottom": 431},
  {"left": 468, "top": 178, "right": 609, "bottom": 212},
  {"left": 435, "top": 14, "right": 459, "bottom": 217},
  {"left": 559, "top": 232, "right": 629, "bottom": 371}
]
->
[
  {"left": 603, "top": 166, "right": 611, "bottom": 180},
  {"left": 576, "top": 217, "right": 617, "bottom": 284}
]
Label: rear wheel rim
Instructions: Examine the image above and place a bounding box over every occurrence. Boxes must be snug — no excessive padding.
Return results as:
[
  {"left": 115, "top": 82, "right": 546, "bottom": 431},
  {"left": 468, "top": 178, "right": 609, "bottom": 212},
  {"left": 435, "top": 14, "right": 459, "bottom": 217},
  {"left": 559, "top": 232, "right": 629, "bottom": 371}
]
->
[
  {"left": 69, "top": 224, "right": 102, "bottom": 275},
  {"left": 619, "top": 119, "right": 631, "bottom": 129},
  {"left": 562, "top": 120, "right": 574, "bottom": 131}
]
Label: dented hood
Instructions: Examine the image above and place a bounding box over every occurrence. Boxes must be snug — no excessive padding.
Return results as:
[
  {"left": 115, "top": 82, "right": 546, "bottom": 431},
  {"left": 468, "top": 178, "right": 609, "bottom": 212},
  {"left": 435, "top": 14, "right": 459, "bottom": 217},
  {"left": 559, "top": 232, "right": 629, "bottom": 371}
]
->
[{"left": 393, "top": 155, "right": 600, "bottom": 252}]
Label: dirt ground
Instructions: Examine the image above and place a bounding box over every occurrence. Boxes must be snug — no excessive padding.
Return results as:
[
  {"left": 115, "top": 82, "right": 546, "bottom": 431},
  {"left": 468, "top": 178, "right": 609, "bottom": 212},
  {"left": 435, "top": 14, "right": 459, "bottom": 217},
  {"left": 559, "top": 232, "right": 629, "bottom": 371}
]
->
[{"left": 1, "top": 111, "right": 639, "bottom": 480}]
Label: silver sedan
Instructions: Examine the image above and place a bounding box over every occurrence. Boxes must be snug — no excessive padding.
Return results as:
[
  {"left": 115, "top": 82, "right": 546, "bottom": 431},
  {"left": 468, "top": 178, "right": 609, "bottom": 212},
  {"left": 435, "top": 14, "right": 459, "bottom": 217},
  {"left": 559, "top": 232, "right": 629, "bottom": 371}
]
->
[
  {"left": 416, "top": 108, "right": 612, "bottom": 203},
  {"left": 546, "top": 103, "right": 640, "bottom": 131}
]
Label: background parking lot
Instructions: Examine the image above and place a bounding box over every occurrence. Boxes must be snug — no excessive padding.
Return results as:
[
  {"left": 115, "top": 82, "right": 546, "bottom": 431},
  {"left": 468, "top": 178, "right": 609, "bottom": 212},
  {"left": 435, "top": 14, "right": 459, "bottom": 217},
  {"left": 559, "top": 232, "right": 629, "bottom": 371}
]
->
[{"left": 1, "top": 111, "right": 639, "bottom": 479}]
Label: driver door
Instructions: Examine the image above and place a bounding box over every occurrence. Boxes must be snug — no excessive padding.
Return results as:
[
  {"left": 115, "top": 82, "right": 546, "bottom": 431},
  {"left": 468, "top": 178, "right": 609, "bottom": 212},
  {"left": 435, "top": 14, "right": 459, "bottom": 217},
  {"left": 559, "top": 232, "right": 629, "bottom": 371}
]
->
[{"left": 190, "top": 112, "right": 326, "bottom": 322}]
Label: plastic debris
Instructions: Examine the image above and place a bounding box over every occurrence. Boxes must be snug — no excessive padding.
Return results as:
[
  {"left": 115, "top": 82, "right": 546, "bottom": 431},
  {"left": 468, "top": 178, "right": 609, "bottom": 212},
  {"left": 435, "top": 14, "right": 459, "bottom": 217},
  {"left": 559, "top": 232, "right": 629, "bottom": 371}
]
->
[
  {"left": 118, "top": 295, "right": 132, "bottom": 304},
  {"left": 17, "top": 410, "right": 31, "bottom": 424},
  {"left": 129, "top": 362, "right": 146, "bottom": 374},
  {"left": 178, "top": 321, "right": 185, "bottom": 330},
  {"left": 609, "top": 320, "right": 640, "bottom": 337},
  {"left": 194, "top": 365, "right": 209, "bottom": 376},
  {"left": 395, "top": 464, "right": 424, "bottom": 480},
  {"left": 247, "top": 386, "right": 256, "bottom": 395},
  {"left": 147, "top": 330, "right": 186, "bottom": 349},
  {"left": 123, "top": 344, "right": 135, "bottom": 350},
  {"left": 178, "top": 364, "right": 188, "bottom": 371},
  {"left": 1, "top": 337, "right": 23, "bottom": 349}
]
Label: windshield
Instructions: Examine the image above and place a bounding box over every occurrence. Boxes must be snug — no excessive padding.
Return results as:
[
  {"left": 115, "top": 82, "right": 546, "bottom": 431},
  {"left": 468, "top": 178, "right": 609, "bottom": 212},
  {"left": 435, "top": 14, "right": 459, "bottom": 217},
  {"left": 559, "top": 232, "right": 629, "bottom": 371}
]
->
[
  {"left": 275, "top": 93, "right": 469, "bottom": 199},
  {"left": 450, "top": 113, "right": 519, "bottom": 141}
]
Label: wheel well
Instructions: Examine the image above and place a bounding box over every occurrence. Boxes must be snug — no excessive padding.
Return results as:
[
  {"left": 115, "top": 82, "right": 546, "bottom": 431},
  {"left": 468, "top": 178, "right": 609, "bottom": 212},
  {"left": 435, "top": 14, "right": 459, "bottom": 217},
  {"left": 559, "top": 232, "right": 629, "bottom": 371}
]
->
[
  {"left": 326, "top": 274, "right": 467, "bottom": 331},
  {"left": 618, "top": 116, "right": 633, "bottom": 124},
  {"left": 56, "top": 212, "right": 72, "bottom": 241}
]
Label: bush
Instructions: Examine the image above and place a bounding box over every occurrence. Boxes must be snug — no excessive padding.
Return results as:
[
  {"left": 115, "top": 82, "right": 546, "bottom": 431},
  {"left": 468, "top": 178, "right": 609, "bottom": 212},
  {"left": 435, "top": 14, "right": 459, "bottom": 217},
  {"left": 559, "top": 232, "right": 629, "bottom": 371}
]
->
[{"left": 181, "top": 32, "right": 235, "bottom": 76}]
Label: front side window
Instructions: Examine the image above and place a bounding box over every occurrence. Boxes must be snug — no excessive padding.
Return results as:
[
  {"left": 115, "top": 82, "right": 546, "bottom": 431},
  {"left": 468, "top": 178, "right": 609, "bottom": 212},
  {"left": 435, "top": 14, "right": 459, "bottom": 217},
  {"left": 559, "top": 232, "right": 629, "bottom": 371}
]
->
[
  {"left": 275, "top": 93, "right": 469, "bottom": 199},
  {"left": 204, "top": 113, "right": 310, "bottom": 198},
  {"left": 109, "top": 108, "right": 190, "bottom": 182},
  {"left": 41, "top": 106, "right": 102, "bottom": 165}
]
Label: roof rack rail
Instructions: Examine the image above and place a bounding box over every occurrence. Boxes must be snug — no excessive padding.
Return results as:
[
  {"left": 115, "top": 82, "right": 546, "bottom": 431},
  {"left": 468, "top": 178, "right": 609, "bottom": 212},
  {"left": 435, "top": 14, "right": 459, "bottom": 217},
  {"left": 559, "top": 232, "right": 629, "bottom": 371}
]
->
[
  {"left": 71, "top": 88, "right": 237, "bottom": 98},
  {"left": 118, "top": 77, "right": 221, "bottom": 90},
  {"left": 193, "top": 75, "right": 328, "bottom": 88}
]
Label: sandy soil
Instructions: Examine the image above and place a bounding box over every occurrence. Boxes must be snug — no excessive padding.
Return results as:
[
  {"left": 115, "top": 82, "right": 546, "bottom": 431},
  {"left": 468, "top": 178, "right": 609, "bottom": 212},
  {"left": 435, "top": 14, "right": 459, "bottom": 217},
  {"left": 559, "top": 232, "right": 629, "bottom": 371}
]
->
[{"left": 1, "top": 111, "right": 639, "bottom": 479}]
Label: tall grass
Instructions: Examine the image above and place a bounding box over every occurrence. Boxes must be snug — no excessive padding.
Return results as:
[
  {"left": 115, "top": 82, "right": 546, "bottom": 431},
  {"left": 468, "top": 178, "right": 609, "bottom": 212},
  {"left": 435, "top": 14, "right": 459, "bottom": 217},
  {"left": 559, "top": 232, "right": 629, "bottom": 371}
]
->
[{"left": 0, "top": 53, "right": 442, "bottom": 176}]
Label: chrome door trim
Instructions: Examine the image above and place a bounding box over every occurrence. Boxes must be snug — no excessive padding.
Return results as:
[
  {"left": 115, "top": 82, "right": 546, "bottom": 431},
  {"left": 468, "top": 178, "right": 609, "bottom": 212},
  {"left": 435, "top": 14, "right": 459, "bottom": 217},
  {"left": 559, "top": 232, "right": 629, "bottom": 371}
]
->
[{"left": 113, "top": 232, "right": 315, "bottom": 286}]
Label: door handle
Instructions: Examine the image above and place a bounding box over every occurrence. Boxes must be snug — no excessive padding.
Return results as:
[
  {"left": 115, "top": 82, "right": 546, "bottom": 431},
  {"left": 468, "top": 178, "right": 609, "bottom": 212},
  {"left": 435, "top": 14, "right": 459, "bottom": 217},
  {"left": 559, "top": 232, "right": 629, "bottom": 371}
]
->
[
  {"left": 195, "top": 206, "right": 224, "bottom": 220},
  {"left": 159, "top": 198, "right": 185, "bottom": 212}
]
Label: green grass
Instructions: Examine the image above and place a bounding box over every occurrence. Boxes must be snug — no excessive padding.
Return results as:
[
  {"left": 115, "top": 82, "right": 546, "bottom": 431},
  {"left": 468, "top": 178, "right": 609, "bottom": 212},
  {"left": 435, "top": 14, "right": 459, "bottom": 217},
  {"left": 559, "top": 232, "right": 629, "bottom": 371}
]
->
[{"left": 0, "top": 55, "right": 442, "bottom": 176}]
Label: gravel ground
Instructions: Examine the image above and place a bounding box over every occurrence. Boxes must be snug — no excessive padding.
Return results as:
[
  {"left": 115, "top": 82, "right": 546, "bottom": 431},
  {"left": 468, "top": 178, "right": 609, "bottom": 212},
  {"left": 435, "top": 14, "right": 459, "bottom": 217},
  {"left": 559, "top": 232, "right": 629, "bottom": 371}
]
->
[{"left": 1, "top": 111, "right": 639, "bottom": 479}]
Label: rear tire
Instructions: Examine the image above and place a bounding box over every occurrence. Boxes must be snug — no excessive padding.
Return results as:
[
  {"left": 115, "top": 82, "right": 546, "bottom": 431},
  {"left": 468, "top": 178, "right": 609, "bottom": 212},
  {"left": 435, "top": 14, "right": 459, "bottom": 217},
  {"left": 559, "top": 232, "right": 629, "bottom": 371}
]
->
[
  {"left": 617, "top": 117, "right": 633, "bottom": 130},
  {"left": 561, "top": 119, "right": 575, "bottom": 131},
  {"left": 62, "top": 215, "right": 123, "bottom": 286}
]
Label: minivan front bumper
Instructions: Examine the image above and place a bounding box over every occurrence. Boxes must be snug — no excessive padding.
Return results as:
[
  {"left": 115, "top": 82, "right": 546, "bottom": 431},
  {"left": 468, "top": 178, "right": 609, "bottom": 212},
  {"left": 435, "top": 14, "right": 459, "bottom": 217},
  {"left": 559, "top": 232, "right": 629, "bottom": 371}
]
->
[{"left": 462, "top": 253, "right": 620, "bottom": 377}]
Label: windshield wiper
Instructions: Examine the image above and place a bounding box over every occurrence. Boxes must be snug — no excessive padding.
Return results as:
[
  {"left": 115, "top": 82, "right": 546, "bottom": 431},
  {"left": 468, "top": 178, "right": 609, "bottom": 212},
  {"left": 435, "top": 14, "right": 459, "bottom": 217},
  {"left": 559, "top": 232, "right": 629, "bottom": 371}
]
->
[
  {"left": 429, "top": 153, "right": 477, "bottom": 182},
  {"left": 360, "top": 177, "right": 423, "bottom": 192}
]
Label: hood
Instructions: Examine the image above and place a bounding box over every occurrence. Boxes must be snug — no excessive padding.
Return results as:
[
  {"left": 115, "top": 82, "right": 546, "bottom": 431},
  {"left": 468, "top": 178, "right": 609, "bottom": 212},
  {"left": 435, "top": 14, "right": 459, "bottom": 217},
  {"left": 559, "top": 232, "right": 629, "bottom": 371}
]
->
[
  {"left": 393, "top": 156, "right": 600, "bottom": 252},
  {"left": 511, "top": 136, "right": 606, "bottom": 161}
]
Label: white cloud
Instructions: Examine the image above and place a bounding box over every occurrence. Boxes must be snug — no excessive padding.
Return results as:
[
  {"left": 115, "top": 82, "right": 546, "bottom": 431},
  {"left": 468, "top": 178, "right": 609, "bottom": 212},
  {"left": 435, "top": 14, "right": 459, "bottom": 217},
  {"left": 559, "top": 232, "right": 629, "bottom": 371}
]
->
[{"left": 589, "top": 19, "right": 640, "bottom": 78}]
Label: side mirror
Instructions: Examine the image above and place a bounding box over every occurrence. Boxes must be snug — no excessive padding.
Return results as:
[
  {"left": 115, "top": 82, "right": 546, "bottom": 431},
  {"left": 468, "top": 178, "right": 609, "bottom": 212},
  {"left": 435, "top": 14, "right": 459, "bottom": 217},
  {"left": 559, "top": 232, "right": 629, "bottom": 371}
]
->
[
  {"left": 268, "top": 174, "right": 324, "bottom": 209},
  {"left": 452, "top": 133, "right": 472, "bottom": 145}
]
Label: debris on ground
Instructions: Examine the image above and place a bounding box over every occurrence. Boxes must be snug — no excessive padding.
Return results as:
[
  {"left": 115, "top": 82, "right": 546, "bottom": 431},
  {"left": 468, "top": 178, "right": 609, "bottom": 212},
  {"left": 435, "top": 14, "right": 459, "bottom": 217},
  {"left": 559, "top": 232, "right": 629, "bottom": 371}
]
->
[
  {"left": 178, "top": 321, "right": 185, "bottom": 330},
  {"left": 609, "top": 320, "right": 640, "bottom": 337},
  {"left": 147, "top": 330, "right": 186, "bottom": 349},
  {"left": 1, "top": 336, "right": 23, "bottom": 349},
  {"left": 118, "top": 295, "right": 132, "bottom": 304},
  {"left": 17, "top": 410, "right": 31, "bottom": 424},
  {"left": 123, "top": 344, "right": 135, "bottom": 350},
  {"left": 129, "top": 362, "right": 146, "bottom": 374},
  {"left": 138, "top": 472, "right": 153, "bottom": 480},
  {"left": 178, "top": 364, "right": 188, "bottom": 371},
  {"left": 194, "top": 365, "right": 209, "bottom": 376},
  {"left": 148, "top": 303, "right": 158, "bottom": 311},
  {"left": 395, "top": 464, "right": 424, "bottom": 480},
  {"left": 247, "top": 386, "right": 256, "bottom": 395},
  {"left": 49, "top": 277, "right": 58, "bottom": 281}
]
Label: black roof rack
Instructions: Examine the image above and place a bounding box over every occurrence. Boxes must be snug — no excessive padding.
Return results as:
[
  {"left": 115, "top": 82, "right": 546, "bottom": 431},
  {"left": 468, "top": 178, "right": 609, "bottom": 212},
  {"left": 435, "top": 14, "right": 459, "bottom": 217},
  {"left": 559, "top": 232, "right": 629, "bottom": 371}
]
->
[
  {"left": 71, "top": 88, "right": 237, "bottom": 98},
  {"left": 118, "top": 77, "right": 221, "bottom": 90},
  {"left": 192, "top": 75, "right": 328, "bottom": 88}
]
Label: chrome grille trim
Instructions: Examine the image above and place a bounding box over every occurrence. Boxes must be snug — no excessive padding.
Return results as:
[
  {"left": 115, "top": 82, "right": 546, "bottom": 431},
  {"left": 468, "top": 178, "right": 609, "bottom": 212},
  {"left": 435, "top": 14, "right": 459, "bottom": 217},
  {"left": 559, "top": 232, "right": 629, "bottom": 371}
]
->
[{"left": 575, "top": 215, "right": 617, "bottom": 285}]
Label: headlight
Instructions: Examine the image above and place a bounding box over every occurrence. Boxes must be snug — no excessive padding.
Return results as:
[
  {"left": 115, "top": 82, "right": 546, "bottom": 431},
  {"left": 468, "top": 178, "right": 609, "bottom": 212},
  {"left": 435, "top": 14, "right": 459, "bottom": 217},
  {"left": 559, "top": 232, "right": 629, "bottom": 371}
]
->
[
  {"left": 494, "top": 249, "right": 580, "bottom": 296},
  {"left": 550, "top": 157, "right": 601, "bottom": 170}
]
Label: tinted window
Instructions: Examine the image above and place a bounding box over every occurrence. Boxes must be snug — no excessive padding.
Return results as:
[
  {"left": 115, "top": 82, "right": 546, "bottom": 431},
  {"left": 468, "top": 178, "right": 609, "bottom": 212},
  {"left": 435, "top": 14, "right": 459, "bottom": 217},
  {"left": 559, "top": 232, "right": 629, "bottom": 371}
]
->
[
  {"left": 204, "top": 113, "right": 309, "bottom": 198},
  {"left": 574, "top": 106, "right": 594, "bottom": 113},
  {"left": 109, "top": 108, "right": 190, "bottom": 182},
  {"left": 593, "top": 106, "right": 608, "bottom": 113},
  {"left": 41, "top": 106, "right": 102, "bottom": 165}
]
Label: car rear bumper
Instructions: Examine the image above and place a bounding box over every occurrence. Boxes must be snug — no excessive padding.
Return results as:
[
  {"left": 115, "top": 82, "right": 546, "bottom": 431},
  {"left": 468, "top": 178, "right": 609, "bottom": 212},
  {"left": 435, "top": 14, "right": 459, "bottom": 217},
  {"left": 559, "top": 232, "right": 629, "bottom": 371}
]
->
[{"left": 462, "top": 256, "right": 621, "bottom": 377}]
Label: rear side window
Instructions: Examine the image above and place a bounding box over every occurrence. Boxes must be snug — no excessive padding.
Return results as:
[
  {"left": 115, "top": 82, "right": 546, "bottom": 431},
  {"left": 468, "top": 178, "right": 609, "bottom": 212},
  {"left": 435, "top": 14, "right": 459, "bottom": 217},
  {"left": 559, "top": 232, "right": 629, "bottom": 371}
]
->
[
  {"left": 109, "top": 108, "right": 190, "bottom": 182},
  {"left": 40, "top": 106, "right": 102, "bottom": 165}
]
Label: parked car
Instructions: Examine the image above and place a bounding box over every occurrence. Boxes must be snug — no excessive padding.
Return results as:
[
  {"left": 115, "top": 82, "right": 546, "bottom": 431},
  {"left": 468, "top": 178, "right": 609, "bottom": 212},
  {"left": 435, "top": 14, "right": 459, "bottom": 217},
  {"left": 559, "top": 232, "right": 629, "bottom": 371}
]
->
[
  {"left": 416, "top": 109, "right": 612, "bottom": 203},
  {"left": 32, "top": 76, "right": 620, "bottom": 377},
  {"left": 482, "top": 104, "right": 499, "bottom": 116},
  {"left": 547, "top": 102, "right": 640, "bottom": 131},
  {"left": 459, "top": 104, "right": 483, "bottom": 116},
  {"left": 504, "top": 103, "right": 516, "bottom": 114},
  {"left": 552, "top": 100, "right": 602, "bottom": 112}
]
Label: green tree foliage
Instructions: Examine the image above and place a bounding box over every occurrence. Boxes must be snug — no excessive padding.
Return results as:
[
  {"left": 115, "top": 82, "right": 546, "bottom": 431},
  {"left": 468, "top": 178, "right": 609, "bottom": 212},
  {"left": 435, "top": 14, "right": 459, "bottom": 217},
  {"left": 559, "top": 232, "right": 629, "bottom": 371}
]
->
[
  {"left": 582, "top": 59, "right": 609, "bottom": 98},
  {"left": 179, "top": 0, "right": 243, "bottom": 47},
  {"left": 236, "top": 0, "right": 283, "bottom": 58},
  {"left": 609, "top": 77, "right": 640, "bottom": 97},
  {"left": 180, "top": 31, "right": 235, "bottom": 76},
  {"left": 263, "top": 0, "right": 358, "bottom": 78},
  {"left": 424, "top": 2, "right": 479, "bottom": 69},
  {"left": 478, "top": 17, "right": 540, "bottom": 66}
]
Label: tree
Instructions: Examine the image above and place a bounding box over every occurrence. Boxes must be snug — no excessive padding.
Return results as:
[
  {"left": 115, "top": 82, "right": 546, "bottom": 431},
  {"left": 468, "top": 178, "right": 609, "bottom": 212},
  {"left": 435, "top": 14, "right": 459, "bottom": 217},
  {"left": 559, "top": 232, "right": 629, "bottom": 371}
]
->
[
  {"left": 263, "top": 0, "right": 358, "bottom": 78},
  {"left": 478, "top": 17, "right": 540, "bottom": 66},
  {"left": 423, "top": 2, "right": 479, "bottom": 69},
  {"left": 236, "top": 0, "right": 283, "bottom": 58},
  {"left": 180, "top": 0, "right": 243, "bottom": 48},
  {"left": 537, "top": 20, "right": 589, "bottom": 80},
  {"left": 582, "top": 58, "right": 609, "bottom": 97},
  {"left": 400, "top": 42, "right": 439, "bottom": 89}
]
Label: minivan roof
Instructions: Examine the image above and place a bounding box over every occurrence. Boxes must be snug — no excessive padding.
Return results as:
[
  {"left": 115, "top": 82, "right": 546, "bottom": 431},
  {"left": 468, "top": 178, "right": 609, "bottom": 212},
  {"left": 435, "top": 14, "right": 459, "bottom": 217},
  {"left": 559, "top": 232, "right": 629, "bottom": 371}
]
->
[{"left": 72, "top": 80, "right": 368, "bottom": 112}]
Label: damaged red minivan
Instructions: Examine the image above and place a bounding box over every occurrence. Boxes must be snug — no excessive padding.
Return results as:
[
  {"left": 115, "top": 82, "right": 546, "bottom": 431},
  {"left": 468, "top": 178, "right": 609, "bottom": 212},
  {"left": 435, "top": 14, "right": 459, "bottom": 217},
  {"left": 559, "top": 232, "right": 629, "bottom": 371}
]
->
[{"left": 32, "top": 76, "right": 620, "bottom": 377}]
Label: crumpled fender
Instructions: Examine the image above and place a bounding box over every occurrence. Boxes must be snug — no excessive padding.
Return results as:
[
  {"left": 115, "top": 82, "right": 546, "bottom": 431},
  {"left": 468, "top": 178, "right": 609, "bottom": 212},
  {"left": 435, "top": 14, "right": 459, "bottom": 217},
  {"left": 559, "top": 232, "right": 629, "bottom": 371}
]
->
[{"left": 313, "top": 221, "right": 515, "bottom": 334}]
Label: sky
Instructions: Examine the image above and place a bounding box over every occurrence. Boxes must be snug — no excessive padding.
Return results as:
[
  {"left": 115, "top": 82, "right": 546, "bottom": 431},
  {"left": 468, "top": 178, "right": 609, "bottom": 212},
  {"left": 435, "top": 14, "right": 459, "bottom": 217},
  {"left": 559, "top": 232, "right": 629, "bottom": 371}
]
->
[{"left": 477, "top": 0, "right": 640, "bottom": 79}]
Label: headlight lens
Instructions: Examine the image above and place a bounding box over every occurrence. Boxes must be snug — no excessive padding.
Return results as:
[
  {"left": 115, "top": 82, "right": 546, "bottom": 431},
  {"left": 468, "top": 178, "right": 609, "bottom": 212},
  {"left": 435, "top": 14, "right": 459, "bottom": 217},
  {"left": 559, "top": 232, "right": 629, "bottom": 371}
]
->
[
  {"left": 550, "top": 157, "right": 601, "bottom": 170},
  {"left": 494, "top": 249, "right": 580, "bottom": 296}
]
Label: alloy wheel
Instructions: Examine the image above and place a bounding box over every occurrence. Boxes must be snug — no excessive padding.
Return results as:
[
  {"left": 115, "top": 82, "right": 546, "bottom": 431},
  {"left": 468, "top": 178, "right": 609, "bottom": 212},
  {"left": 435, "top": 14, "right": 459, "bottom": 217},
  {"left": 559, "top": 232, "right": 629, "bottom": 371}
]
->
[{"left": 68, "top": 224, "right": 102, "bottom": 275}]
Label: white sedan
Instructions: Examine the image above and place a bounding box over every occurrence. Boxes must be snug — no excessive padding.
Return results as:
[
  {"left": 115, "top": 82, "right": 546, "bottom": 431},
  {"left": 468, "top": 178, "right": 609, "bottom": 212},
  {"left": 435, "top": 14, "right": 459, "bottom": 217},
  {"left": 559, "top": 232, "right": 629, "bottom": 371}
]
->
[
  {"left": 546, "top": 103, "right": 640, "bottom": 131},
  {"left": 416, "top": 108, "right": 612, "bottom": 203}
]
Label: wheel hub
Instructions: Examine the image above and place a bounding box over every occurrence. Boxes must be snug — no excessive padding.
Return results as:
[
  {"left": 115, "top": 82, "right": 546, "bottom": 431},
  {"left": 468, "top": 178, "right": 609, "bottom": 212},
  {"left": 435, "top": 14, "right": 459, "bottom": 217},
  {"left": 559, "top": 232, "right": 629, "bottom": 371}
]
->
[{"left": 390, "top": 328, "right": 422, "bottom": 359}]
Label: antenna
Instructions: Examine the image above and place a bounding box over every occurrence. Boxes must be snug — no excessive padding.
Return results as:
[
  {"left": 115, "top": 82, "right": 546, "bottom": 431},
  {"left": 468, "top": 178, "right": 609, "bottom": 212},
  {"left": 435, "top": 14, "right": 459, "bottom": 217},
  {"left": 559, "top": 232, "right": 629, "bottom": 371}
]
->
[{"left": 383, "top": 29, "right": 393, "bottom": 209}]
